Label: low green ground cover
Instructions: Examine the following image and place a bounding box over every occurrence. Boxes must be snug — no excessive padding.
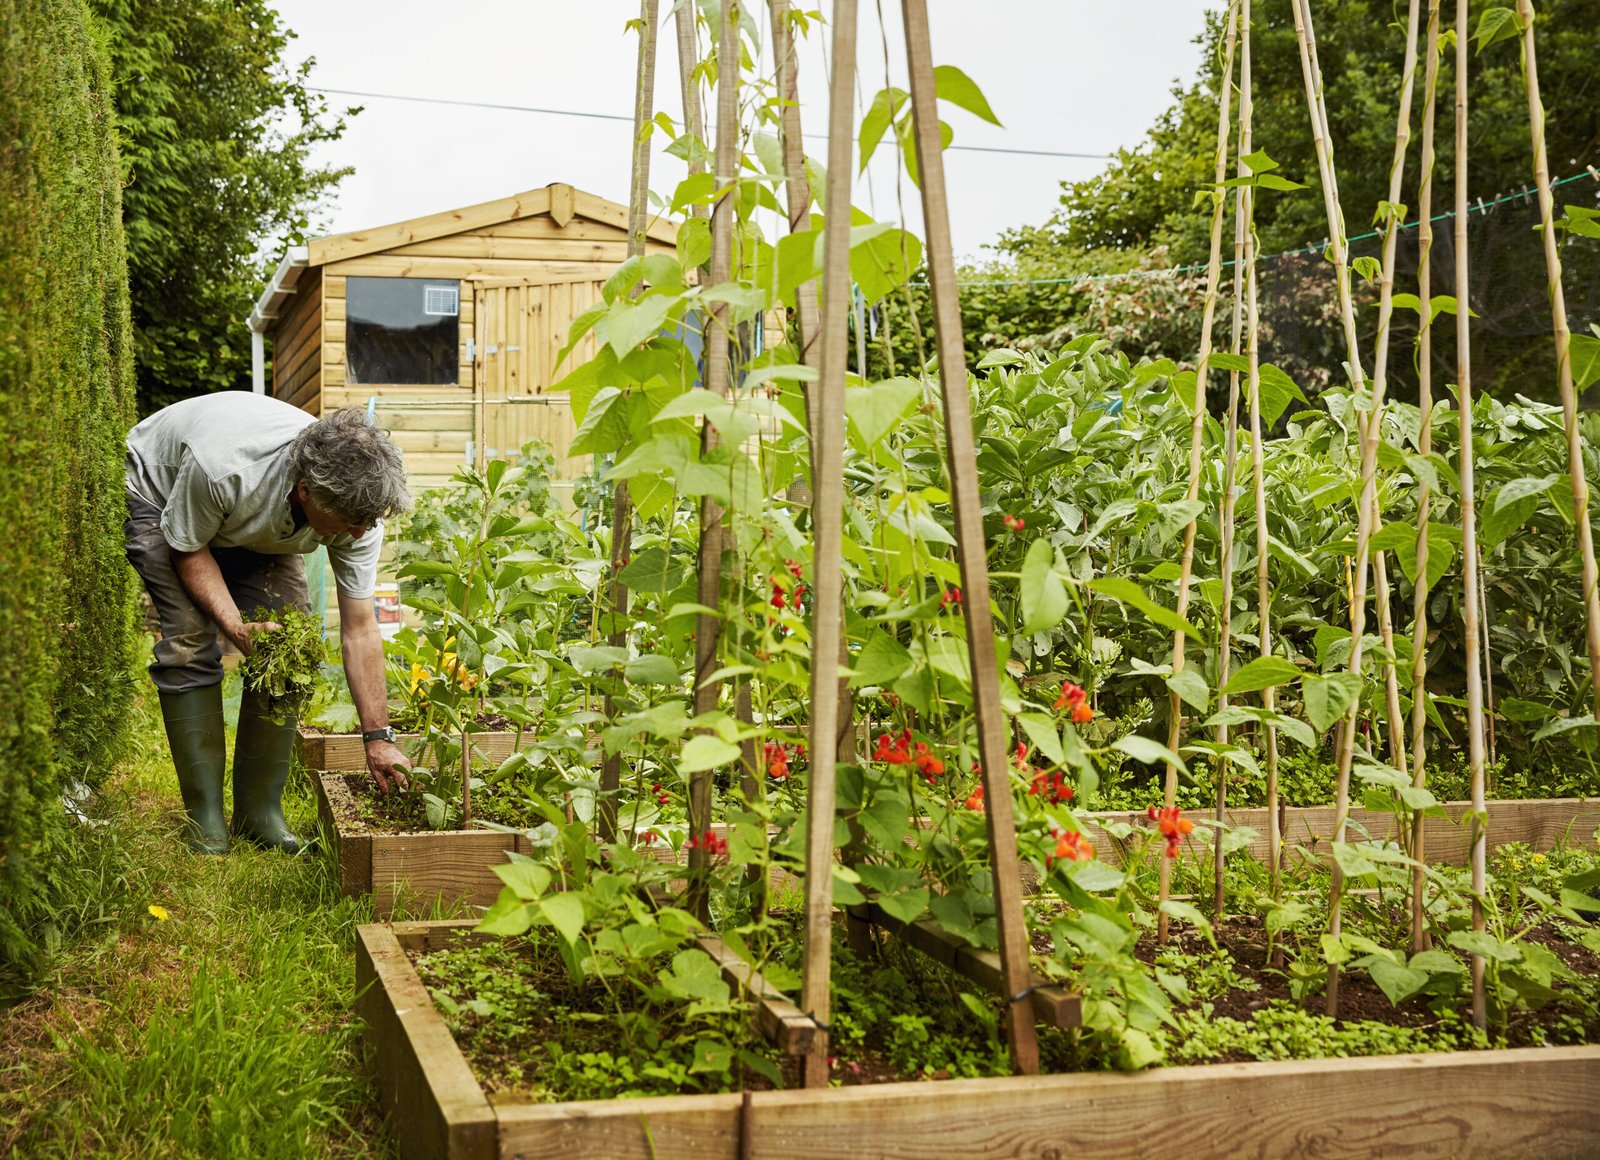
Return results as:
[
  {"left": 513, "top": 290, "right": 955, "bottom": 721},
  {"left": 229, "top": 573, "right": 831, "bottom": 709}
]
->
[{"left": 0, "top": 676, "right": 406, "bottom": 1159}]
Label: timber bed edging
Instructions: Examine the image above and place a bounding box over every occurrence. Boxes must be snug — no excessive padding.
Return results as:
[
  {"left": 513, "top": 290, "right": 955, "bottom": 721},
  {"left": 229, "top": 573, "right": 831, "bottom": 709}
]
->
[{"left": 356, "top": 919, "right": 1600, "bottom": 1160}]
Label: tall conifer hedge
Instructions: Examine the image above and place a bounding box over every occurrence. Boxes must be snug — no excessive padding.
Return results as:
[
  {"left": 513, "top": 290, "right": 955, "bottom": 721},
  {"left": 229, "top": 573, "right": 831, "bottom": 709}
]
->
[{"left": 0, "top": 0, "right": 137, "bottom": 988}]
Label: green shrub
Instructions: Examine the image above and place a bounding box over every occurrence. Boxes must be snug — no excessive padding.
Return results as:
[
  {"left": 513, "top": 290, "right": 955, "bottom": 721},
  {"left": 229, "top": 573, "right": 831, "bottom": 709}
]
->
[{"left": 0, "top": 0, "right": 137, "bottom": 995}]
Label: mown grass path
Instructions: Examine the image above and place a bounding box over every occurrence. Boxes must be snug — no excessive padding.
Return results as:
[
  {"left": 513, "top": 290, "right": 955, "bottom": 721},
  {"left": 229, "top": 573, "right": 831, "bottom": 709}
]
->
[{"left": 0, "top": 685, "right": 398, "bottom": 1158}]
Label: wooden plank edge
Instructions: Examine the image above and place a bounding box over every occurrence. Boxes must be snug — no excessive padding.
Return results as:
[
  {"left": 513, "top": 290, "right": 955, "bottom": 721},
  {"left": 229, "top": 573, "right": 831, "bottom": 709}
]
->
[
  {"left": 851, "top": 899, "right": 1080, "bottom": 1030},
  {"left": 356, "top": 923, "right": 497, "bottom": 1160},
  {"left": 697, "top": 934, "right": 817, "bottom": 1055},
  {"left": 488, "top": 1043, "right": 1600, "bottom": 1160}
]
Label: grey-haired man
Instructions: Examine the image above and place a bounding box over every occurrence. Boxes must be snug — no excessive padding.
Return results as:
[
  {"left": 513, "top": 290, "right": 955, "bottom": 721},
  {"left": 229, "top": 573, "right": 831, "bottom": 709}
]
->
[{"left": 125, "top": 395, "right": 413, "bottom": 853}]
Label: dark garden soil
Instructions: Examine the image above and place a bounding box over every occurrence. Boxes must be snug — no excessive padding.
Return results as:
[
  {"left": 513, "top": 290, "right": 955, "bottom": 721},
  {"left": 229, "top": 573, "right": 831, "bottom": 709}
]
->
[{"left": 320, "top": 772, "right": 530, "bottom": 835}]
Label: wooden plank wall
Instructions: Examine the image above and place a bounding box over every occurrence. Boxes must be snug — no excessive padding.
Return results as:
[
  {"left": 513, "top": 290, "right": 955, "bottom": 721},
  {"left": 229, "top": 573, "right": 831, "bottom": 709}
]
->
[{"left": 269, "top": 269, "right": 323, "bottom": 412}]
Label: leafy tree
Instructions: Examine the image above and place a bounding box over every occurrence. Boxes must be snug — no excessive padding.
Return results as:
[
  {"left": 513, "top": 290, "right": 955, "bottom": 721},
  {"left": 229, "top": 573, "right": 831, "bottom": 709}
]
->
[
  {"left": 90, "top": 0, "right": 353, "bottom": 413},
  {"left": 1033, "top": 0, "right": 1600, "bottom": 264}
]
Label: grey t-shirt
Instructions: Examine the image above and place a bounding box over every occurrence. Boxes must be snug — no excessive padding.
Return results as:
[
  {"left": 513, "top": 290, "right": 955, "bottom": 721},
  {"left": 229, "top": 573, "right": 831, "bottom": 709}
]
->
[{"left": 126, "top": 393, "right": 383, "bottom": 599}]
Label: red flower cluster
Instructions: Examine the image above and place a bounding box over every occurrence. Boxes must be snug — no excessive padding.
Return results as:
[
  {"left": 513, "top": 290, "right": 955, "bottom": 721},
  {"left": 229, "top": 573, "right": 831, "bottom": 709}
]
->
[
  {"left": 652, "top": 781, "right": 670, "bottom": 807},
  {"left": 940, "top": 586, "right": 963, "bottom": 608},
  {"left": 1046, "top": 826, "right": 1095, "bottom": 867},
  {"left": 686, "top": 829, "right": 729, "bottom": 857},
  {"left": 874, "top": 728, "right": 913, "bottom": 764},
  {"left": 1053, "top": 680, "right": 1094, "bottom": 724},
  {"left": 913, "top": 744, "right": 945, "bottom": 783},
  {"left": 963, "top": 785, "right": 985, "bottom": 811},
  {"left": 1028, "top": 770, "right": 1075, "bottom": 804},
  {"left": 1002, "top": 514, "right": 1025, "bottom": 533},
  {"left": 765, "top": 741, "right": 794, "bottom": 780},
  {"left": 639, "top": 830, "right": 659, "bottom": 846},
  {"left": 1013, "top": 741, "right": 1031, "bottom": 771},
  {"left": 770, "top": 560, "right": 809, "bottom": 612},
  {"left": 1148, "top": 805, "right": 1195, "bottom": 858}
]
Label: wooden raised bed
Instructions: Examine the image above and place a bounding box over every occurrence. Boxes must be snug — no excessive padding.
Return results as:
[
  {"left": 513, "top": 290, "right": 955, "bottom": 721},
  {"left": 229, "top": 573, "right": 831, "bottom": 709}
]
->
[
  {"left": 319, "top": 771, "right": 1599, "bottom": 920},
  {"left": 313, "top": 771, "right": 530, "bottom": 917},
  {"left": 358, "top": 920, "right": 1600, "bottom": 1160},
  {"left": 1077, "top": 796, "right": 1600, "bottom": 865},
  {"left": 296, "top": 725, "right": 522, "bottom": 773}
]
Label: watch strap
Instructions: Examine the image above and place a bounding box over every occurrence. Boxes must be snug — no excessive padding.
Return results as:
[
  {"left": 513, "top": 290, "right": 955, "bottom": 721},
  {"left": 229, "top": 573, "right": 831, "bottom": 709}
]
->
[{"left": 363, "top": 726, "right": 397, "bottom": 744}]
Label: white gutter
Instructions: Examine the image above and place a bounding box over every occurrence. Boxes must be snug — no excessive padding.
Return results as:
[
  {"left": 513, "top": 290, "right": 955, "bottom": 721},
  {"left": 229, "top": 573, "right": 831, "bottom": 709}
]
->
[{"left": 247, "top": 245, "right": 310, "bottom": 394}]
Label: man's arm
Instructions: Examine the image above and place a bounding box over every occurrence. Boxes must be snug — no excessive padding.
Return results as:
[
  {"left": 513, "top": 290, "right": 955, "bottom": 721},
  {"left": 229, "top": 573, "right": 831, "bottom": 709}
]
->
[
  {"left": 337, "top": 589, "right": 410, "bottom": 794},
  {"left": 171, "top": 546, "right": 279, "bottom": 654}
]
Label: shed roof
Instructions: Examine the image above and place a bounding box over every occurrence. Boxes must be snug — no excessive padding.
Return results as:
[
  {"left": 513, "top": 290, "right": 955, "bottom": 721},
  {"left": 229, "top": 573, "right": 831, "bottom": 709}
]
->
[{"left": 305, "top": 182, "right": 677, "bottom": 267}]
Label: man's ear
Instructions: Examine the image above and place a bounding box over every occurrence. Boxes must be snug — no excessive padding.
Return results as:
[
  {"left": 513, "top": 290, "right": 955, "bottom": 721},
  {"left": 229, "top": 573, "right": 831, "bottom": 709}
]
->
[{"left": 293, "top": 479, "right": 308, "bottom": 504}]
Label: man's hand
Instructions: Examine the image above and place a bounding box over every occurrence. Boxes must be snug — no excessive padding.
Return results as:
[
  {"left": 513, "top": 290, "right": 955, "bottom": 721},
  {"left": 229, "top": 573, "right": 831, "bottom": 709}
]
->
[
  {"left": 365, "top": 739, "right": 411, "bottom": 795},
  {"left": 229, "top": 619, "right": 281, "bottom": 657}
]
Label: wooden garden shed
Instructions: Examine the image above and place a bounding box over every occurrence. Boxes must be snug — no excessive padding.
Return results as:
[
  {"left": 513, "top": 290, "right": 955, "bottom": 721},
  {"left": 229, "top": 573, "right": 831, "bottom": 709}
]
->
[{"left": 248, "top": 182, "right": 676, "bottom": 498}]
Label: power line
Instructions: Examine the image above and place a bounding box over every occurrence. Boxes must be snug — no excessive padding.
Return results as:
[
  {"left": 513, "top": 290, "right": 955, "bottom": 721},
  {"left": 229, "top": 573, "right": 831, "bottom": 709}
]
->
[{"left": 308, "top": 86, "right": 1113, "bottom": 161}]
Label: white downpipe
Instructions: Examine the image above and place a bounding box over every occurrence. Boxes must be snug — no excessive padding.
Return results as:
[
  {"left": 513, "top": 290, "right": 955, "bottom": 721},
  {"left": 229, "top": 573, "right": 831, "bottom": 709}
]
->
[{"left": 251, "top": 328, "right": 266, "bottom": 394}]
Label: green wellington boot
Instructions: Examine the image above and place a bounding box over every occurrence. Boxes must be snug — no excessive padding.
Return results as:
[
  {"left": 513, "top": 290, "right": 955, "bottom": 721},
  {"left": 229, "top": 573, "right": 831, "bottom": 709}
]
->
[
  {"left": 158, "top": 685, "right": 231, "bottom": 854},
  {"left": 231, "top": 687, "right": 302, "bottom": 854}
]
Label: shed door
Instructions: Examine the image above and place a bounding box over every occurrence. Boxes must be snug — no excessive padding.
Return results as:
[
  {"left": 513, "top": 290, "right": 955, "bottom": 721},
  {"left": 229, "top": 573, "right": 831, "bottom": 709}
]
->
[{"left": 472, "top": 277, "right": 608, "bottom": 495}]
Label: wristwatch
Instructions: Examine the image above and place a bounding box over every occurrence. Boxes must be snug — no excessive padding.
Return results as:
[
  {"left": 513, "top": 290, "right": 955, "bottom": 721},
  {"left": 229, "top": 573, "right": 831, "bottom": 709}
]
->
[{"left": 363, "top": 726, "right": 397, "bottom": 745}]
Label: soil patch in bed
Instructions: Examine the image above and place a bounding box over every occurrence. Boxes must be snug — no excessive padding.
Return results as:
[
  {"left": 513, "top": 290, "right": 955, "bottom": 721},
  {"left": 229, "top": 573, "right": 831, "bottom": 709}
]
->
[{"left": 320, "top": 771, "right": 530, "bottom": 835}]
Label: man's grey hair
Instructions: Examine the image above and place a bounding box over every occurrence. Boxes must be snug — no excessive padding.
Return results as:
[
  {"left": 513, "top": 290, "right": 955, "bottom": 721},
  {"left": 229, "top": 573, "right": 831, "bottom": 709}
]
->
[{"left": 288, "top": 409, "right": 411, "bottom": 526}]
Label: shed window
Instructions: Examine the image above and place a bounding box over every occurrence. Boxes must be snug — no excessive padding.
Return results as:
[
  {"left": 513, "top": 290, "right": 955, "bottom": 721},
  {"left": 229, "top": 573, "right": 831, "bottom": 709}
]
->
[{"left": 346, "top": 277, "right": 460, "bottom": 385}]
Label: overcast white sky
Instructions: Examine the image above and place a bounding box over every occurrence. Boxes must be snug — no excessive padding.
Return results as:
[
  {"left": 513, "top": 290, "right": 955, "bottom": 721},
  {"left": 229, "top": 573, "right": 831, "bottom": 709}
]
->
[{"left": 269, "top": 2, "right": 1213, "bottom": 261}]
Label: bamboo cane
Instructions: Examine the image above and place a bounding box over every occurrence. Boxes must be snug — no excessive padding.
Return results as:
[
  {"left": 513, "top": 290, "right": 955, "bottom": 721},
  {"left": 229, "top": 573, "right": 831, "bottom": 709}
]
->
[
  {"left": 1159, "top": 0, "right": 1240, "bottom": 945},
  {"left": 1287, "top": 0, "right": 1403, "bottom": 1016},
  {"left": 1213, "top": 0, "right": 1253, "bottom": 919},
  {"left": 688, "top": 0, "right": 742, "bottom": 916},
  {"left": 901, "top": 0, "right": 1039, "bottom": 1074},
  {"left": 770, "top": 0, "right": 856, "bottom": 770},
  {"left": 1409, "top": 0, "right": 1442, "bottom": 956},
  {"left": 796, "top": 0, "right": 855, "bottom": 1090},
  {"left": 600, "top": 0, "right": 661, "bottom": 845},
  {"left": 1454, "top": 0, "right": 1490, "bottom": 1033},
  {"left": 769, "top": 0, "right": 823, "bottom": 449},
  {"left": 1240, "top": 24, "right": 1280, "bottom": 909},
  {"left": 1517, "top": 0, "right": 1600, "bottom": 722},
  {"left": 1366, "top": 0, "right": 1423, "bottom": 780}
]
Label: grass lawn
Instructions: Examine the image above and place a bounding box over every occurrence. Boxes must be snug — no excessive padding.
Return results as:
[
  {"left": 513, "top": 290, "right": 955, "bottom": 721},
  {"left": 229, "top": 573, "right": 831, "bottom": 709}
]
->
[{"left": 0, "top": 673, "right": 412, "bottom": 1158}]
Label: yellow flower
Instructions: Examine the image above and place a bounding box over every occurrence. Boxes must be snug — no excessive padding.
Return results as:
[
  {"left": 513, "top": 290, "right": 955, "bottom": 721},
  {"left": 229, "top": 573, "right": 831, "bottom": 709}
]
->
[
  {"left": 1530, "top": 852, "right": 1547, "bottom": 865},
  {"left": 408, "top": 662, "right": 431, "bottom": 694},
  {"left": 148, "top": 904, "right": 170, "bottom": 922}
]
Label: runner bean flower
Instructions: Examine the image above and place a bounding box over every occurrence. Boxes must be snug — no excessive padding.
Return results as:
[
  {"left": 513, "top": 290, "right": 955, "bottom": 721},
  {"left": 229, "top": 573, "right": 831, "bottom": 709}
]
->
[{"left": 1148, "top": 805, "right": 1195, "bottom": 857}]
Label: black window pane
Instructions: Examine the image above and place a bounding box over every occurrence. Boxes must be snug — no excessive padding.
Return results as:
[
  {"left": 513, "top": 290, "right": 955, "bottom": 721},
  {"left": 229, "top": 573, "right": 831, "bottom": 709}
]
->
[{"left": 346, "top": 277, "right": 460, "bottom": 385}]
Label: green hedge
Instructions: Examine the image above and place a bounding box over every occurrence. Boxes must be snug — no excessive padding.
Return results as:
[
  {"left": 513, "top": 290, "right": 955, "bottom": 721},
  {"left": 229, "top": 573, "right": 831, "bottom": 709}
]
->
[{"left": 0, "top": 0, "right": 137, "bottom": 991}]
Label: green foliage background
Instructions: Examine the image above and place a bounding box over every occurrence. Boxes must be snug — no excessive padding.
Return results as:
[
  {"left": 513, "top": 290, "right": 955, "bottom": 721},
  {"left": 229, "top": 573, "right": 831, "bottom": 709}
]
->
[
  {"left": 0, "top": 0, "right": 138, "bottom": 993},
  {"left": 88, "top": 0, "right": 351, "bottom": 413}
]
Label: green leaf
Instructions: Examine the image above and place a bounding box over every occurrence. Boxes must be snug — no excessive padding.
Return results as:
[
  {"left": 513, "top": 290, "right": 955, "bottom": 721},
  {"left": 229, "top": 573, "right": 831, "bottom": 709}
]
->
[
  {"left": 1090, "top": 576, "right": 1208, "bottom": 645},
  {"left": 1367, "top": 958, "right": 1431, "bottom": 1005},
  {"left": 876, "top": 886, "right": 930, "bottom": 924},
  {"left": 1531, "top": 714, "right": 1598, "bottom": 743},
  {"left": 1446, "top": 929, "right": 1522, "bottom": 962},
  {"left": 1303, "top": 671, "right": 1362, "bottom": 732},
  {"left": 1017, "top": 712, "right": 1065, "bottom": 766},
  {"left": 1208, "top": 352, "right": 1249, "bottom": 373},
  {"left": 569, "top": 387, "right": 635, "bottom": 457},
  {"left": 677, "top": 216, "right": 711, "bottom": 270},
  {"left": 1165, "top": 668, "right": 1210, "bottom": 712},
  {"left": 598, "top": 294, "right": 672, "bottom": 357},
  {"left": 680, "top": 735, "right": 742, "bottom": 773},
  {"left": 851, "top": 226, "right": 924, "bottom": 304},
  {"left": 626, "top": 654, "right": 682, "bottom": 686},
  {"left": 475, "top": 887, "right": 533, "bottom": 936},
  {"left": 1569, "top": 333, "right": 1600, "bottom": 390},
  {"left": 1020, "top": 538, "right": 1069, "bottom": 635},
  {"left": 932, "top": 65, "right": 1002, "bottom": 125},
  {"left": 1473, "top": 6, "right": 1521, "bottom": 52},
  {"left": 850, "top": 630, "right": 914, "bottom": 687},
  {"left": 1113, "top": 735, "right": 1187, "bottom": 773},
  {"left": 844, "top": 377, "right": 921, "bottom": 449},
  {"left": 1222, "top": 656, "right": 1300, "bottom": 697},
  {"left": 1255, "top": 363, "right": 1308, "bottom": 426},
  {"left": 539, "top": 893, "right": 586, "bottom": 944},
  {"left": 492, "top": 860, "right": 552, "bottom": 901},
  {"left": 858, "top": 87, "right": 908, "bottom": 173},
  {"left": 1159, "top": 900, "right": 1216, "bottom": 948}
]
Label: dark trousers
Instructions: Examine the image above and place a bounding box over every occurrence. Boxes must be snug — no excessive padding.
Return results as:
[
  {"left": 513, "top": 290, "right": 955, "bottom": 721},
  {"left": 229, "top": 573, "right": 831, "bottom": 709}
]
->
[{"left": 124, "top": 489, "right": 310, "bottom": 694}]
